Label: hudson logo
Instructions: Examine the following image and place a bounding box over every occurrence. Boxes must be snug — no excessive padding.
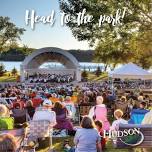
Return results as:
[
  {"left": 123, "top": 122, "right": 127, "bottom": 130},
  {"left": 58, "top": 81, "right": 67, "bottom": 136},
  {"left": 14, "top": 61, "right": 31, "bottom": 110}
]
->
[{"left": 100, "top": 128, "right": 144, "bottom": 146}]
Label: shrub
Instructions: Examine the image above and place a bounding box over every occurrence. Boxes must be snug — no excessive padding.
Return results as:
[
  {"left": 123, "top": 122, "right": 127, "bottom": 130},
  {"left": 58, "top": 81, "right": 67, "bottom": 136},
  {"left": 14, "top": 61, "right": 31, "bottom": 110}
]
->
[{"left": 0, "top": 63, "right": 5, "bottom": 76}]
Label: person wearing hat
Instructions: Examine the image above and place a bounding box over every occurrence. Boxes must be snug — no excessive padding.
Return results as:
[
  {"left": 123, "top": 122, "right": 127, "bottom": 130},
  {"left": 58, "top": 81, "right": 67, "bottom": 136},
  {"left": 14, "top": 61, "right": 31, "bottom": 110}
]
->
[
  {"left": 33, "top": 100, "right": 56, "bottom": 126},
  {"left": 43, "top": 95, "right": 52, "bottom": 107}
]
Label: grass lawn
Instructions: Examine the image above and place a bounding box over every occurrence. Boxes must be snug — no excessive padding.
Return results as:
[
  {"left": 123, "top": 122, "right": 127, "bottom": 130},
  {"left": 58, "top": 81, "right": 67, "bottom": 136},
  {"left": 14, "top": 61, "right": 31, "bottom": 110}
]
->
[
  {"left": 37, "top": 137, "right": 145, "bottom": 152},
  {"left": 0, "top": 72, "right": 18, "bottom": 82},
  {"left": 87, "top": 72, "right": 108, "bottom": 82}
]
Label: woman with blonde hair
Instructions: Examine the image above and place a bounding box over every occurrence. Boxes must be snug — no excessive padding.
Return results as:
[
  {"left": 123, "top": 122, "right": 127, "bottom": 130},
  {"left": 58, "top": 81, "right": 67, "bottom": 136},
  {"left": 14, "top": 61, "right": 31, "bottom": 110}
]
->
[
  {"left": 0, "top": 134, "right": 17, "bottom": 152},
  {"left": 111, "top": 109, "right": 128, "bottom": 130},
  {"left": 0, "top": 104, "right": 10, "bottom": 117}
]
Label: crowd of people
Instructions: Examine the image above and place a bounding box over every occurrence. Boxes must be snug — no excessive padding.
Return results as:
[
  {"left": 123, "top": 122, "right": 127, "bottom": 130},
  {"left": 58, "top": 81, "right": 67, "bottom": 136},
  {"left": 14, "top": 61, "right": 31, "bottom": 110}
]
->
[
  {"left": 0, "top": 82, "right": 151, "bottom": 151},
  {"left": 27, "top": 73, "right": 74, "bottom": 83},
  {"left": 112, "top": 79, "right": 152, "bottom": 89}
]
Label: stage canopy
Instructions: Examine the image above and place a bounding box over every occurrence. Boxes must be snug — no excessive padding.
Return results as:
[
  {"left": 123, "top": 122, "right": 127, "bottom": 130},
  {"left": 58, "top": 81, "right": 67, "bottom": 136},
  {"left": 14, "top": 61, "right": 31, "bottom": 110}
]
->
[
  {"left": 109, "top": 63, "right": 152, "bottom": 80},
  {"left": 20, "top": 47, "right": 81, "bottom": 82}
]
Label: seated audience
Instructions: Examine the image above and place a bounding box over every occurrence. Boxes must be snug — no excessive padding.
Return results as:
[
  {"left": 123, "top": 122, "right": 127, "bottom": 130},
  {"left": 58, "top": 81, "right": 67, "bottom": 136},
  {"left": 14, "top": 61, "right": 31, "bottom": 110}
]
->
[
  {"left": 12, "top": 96, "right": 25, "bottom": 109},
  {"left": 52, "top": 102, "right": 73, "bottom": 132},
  {"left": 0, "top": 81, "right": 152, "bottom": 151},
  {"left": 31, "top": 96, "right": 43, "bottom": 108},
  {"left": 138, "top": 92, "right": 144, "bottom": 102},
  {"left": 95, "top": 120, "right": 106, "bottom": 150},
  {"left": 89, "top": 96, "right": 110, "bottom": 130},
  {"left": 25, "top": 100, "right": 35, "bottom": 119},
  {"left": 0, "top": 134, "right": 17, "bottom": 152},
  {"left": 63, "top": 96, "right": 76, "bottom": 120},
  {"left": 128, "top": 101, "right": 149, "bottom": 124},
  {"left": 128, "top": 99, "right": 138, "bottom": 113},
  {"left": 115, "top": 96, "right": 128, "bottom": 118},
  {"left": 74, "top": 116, "right": 101, "bottom": 152},
  {"left": 43, "top": 95, "right": 52, "bottom": 107},
  {"left": 148, "top": 100, "right": 152, "bottom": 110},
  {"left": 144, "top": 94, "right": 150, "bottom": 101},
  {"left": 142, "top": 110, "right": 152, "bottom": 124},
  {"left": 0, "top": 104, "right": 10, "bottom": 117},
  {"left": 127, "top": 91, "right": 137, "bottom": 101},
  {"left": 0, "top": 104, "right": 14, "bottom": 130},
  {"left": 11, "top": 103, "right": 27, "bottom": 124},
  {"left": 111, "top": 109, "right": 128, "bottom": 130},
  {"left": 50, "top": 93, "right": 59, "bottom": 103},
  {"left": 142, "top": 110, "right": 152, "bottom": 152},
  {"left": 33, "top": 100, "right": 56, "bottom": 126},
  {"left": 0, "top": 94, "right": 9, "bottom": 106}
]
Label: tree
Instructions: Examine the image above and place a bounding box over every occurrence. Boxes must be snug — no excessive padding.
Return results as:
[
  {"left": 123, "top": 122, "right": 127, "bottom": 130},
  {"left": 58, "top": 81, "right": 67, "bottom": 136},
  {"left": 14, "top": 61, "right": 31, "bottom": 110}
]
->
[
  {"left": 0, "top": 63, "right": 5, "bottom": 76},
  {"left": 0, "top": 16, "right": 25, "bottom": 52},
  {"left": 11, "top": 67, "right": 18, "bottom": 76},
  {"left": 60, "top": 0, "right": 152, "bottom": 68},
  {"left": 95, "top": 66, "right": 102, "bottom": 76},
  {"left": 129, "top": 30, "right": 152, "bottom": 69},
  {"left": 81, "top": 67, "right": 88, "bottom": 81},
  {"left": 60, "top": 0, "right": 152, "bottom": 43},
  {"left": 94, "top": 34, "right": 135, "bottom": 71},
  {"left": 20, "top": 45, "right": 34, "bottom": 55}
]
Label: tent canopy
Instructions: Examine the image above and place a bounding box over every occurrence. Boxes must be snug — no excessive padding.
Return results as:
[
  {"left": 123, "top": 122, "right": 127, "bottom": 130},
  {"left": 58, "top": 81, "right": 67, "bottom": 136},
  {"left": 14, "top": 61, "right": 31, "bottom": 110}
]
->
[{"left": 109, "top": 63, "right": 152, "bottom": 80}]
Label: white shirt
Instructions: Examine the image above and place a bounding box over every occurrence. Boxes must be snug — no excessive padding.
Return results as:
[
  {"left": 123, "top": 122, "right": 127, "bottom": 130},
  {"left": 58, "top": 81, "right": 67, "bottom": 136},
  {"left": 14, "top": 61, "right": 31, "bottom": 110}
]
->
[
  {"left": 142, "top": 110, "right": 152, "bottom": 124},
  {"left": 111, "top": 118, "right": 128, "bottom": 130},
  {"left": 33, "top": 110, "right": 56, "bottom": 126}
]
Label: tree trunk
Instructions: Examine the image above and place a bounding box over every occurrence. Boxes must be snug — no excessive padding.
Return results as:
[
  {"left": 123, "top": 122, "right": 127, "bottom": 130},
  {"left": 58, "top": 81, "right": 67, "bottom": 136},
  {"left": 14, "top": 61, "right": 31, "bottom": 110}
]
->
[{"left": 104, "top": 64, "right": 108, "bottom": 72}]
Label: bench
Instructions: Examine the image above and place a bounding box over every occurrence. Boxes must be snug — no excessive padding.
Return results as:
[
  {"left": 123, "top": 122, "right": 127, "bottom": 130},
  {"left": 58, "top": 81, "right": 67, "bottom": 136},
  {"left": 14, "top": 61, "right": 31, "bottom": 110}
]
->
[{"left": 114, "top": 124, "right": 152, "bottom": 149}]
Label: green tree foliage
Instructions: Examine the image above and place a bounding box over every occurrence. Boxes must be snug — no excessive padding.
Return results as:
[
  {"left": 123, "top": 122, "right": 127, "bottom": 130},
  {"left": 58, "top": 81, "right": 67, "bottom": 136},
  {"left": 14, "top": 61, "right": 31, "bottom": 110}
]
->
[
  {"left": 0, "top": 16, "right": 25, "bottom": 52},
  {"left": 130, "top": 30, "right": 152, "bottom": 69},
  {"left": 11, "top": 67, "right": 18, "bottom": 76},
  {"left": 94, "top": 34, "right": 135, "bottom": 71},
  {"left": 20, "top": 45, "right": 34, "bottom": 55},
  {"left": 60, "top": 0, "right": 152, "bottom": 69},
  {"left": 95, "top": 66, "right": 102, "bottom": 76},
  {"left": 0, "top": 63, "right": 5, "bottom": 76},
  {"left": 81, "top": 67, "right": 88, "bottom": 80}
]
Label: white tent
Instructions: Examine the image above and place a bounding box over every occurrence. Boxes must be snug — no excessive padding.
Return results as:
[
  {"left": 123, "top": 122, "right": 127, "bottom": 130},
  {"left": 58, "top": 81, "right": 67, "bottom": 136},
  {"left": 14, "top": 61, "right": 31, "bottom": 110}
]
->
[{"left": 109, "top": 63, "right": 152, "bottom": 80}]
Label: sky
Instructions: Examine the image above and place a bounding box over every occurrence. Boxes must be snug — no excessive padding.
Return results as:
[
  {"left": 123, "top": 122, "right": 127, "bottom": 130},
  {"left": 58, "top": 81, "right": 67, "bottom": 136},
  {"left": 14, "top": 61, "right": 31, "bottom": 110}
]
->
[{"left": 0, "top": 0, "right": 91, "bottom": 50}]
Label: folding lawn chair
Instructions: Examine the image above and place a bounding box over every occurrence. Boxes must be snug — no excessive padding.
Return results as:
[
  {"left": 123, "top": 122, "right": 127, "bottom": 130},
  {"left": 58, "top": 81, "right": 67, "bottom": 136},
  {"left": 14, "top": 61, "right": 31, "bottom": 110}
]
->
[{"left": 25, "top": 109, "right": 56, "bottom": 151}]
